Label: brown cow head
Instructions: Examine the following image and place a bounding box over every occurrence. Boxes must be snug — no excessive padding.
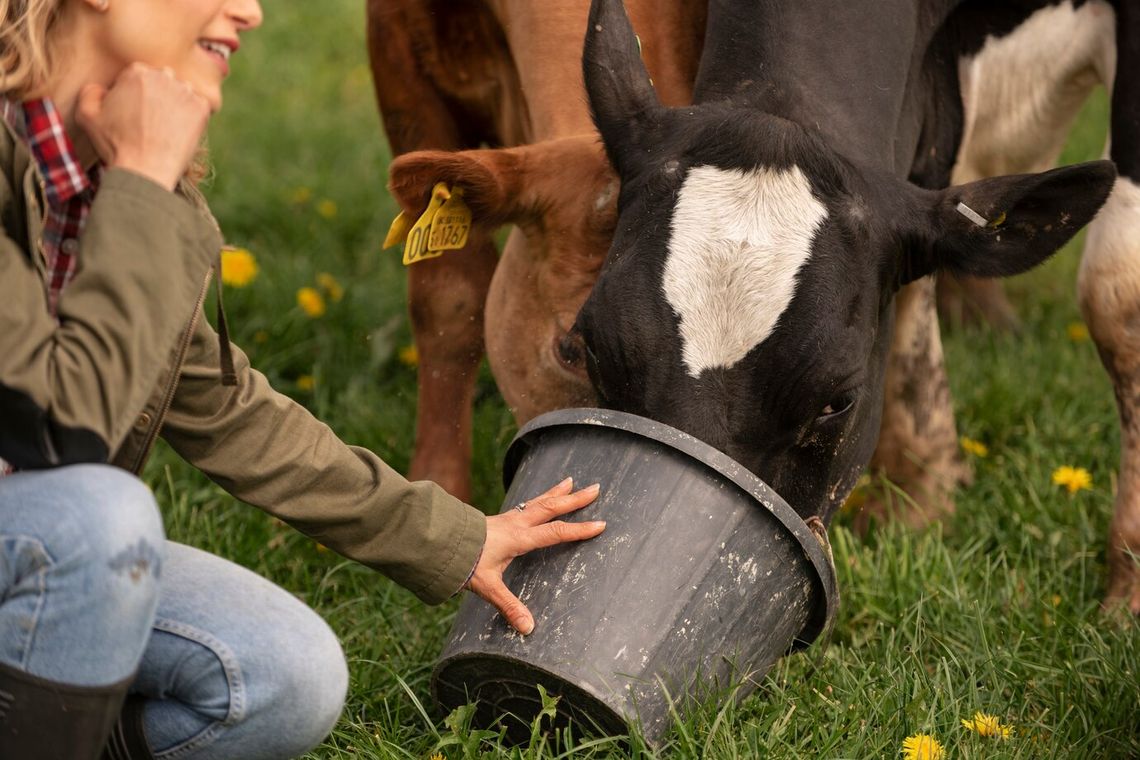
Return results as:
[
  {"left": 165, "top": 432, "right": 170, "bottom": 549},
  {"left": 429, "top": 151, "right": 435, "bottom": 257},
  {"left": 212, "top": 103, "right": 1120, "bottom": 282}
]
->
[{"left": 387, "top": 135, "right": 617, "bottom": 421}]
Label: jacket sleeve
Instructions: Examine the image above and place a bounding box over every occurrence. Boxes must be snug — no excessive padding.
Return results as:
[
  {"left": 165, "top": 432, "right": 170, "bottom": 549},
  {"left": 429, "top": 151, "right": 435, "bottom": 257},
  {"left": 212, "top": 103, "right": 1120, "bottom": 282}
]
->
[
  {"left": 160, "top": 317, "right": 487, "bottom": 604},
  {"left": 0, "top": 168, "right": 222, "bottom": 468}
]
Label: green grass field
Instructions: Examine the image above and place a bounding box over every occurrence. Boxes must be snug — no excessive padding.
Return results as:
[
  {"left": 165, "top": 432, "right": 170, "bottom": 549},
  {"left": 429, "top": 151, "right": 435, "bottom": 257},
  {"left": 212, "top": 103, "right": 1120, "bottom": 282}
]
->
[{"left": 146, "top": 2, "right": 1139, "bottom": 757}]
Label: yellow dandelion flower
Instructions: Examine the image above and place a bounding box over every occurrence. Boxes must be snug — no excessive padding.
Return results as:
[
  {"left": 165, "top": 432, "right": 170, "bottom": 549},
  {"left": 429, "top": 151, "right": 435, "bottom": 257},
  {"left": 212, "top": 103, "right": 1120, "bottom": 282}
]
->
[
  {"left": 960, "top": 436, "right": 988, "bottom": 458},
  {"left": 901, "top": 734, "right": 944, "bottom": 760},
  {"left": 1066, "top": 321, "right": 1090, "bottom": 342},
  {"left": 961, "top": 711, "right": 1012, "bottom": 739},
  {"left": 220, "top": 247, "right": 258, "bottom": 288},
  {"left": 317, "top": 199, "right": 338, "bottom": 219},
  {"left": 398, "top": 344, "right": 419, "bottom": 367},
  {"left": 253, "top": 330, "right": 269, "bottom": 344},
  {"left": 428, "top": 754, "right": 444, "bottom": 760},
  {"left": 290, "top": 186, "right": 312, "bottom": 205},
  {"left": 316, "top": 543, "right": 328, "bottom": 553},
  {"left": 317, "top": 272, "right": 344, "bottom": 303},
  {"left": 1051, "top": 593, "right": 1062, "bottom": 607},
  {"left": 297, "top": 287, "right": 326, "bottom": 318},
  {"left": 1052, "top": 465, "right": 1092, "bottom": 494},
  {"left": 296, "top": 375, "right": 315, "bottom": 392}
]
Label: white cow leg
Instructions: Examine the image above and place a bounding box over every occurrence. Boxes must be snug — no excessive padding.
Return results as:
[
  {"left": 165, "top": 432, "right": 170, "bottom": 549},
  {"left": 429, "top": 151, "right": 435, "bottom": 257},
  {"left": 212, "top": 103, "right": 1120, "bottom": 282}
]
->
[
  {"left": 1079, "top": 176, "right": 1140, "bottom": 614},
  {"left": 861, "top": 278, "right": 971, "bottom": 531}
]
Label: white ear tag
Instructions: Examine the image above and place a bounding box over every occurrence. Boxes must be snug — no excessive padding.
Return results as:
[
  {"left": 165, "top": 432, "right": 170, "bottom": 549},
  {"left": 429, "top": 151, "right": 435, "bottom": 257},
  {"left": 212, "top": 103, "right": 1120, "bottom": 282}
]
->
[{"left": 955, "top": 202, "right": 989, "bottom": 228}]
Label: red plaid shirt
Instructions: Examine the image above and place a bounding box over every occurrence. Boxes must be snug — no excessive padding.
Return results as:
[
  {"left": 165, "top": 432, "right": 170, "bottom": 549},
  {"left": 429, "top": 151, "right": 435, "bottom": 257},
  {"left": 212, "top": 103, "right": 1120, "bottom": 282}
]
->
[
  {"left": 1, "top": 97, "right": 103, "bottom": 477},
  {"left": 2, "top": 97, "right": 102, "bottom": 312}
]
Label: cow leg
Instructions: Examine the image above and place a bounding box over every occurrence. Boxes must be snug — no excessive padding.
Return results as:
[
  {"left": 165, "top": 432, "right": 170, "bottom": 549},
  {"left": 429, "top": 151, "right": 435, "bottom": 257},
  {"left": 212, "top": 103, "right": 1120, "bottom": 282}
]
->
[
  {"left": 402, "top": 241, "right": 498, "bottom": 501},
  {"left": 1080, "top": 177, "right": 1140, "bottom": 615},
  {"left": 368, "top": 0, "right": 514, "bottom": 500},
  {"left": 1078, "top": 0, "right": 1140, "bottom": 614},
  {"left": 860, "top": 278, "right": 970, "bottom": 531}
]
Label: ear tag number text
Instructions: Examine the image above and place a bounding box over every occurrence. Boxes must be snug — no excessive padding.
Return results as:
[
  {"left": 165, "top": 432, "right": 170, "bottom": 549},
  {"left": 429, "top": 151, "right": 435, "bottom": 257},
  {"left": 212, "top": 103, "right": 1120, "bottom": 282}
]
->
[
  {"left": 402, "top": 183, "right": 451, "bottom": 266},
  {"left": 428, "top": 188, "right": 471, "bottom": 252}
]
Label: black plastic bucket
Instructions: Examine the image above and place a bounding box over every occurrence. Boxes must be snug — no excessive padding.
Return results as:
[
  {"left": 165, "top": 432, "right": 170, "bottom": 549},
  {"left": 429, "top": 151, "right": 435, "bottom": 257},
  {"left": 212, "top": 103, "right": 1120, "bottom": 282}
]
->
[{"left": 432, "top": 408, "right": 839, "bottom": 745}]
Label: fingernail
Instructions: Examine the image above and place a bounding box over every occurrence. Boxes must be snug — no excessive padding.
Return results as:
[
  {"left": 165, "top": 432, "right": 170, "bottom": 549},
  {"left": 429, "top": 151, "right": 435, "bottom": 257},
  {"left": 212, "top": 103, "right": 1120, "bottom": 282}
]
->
[
  {"left": 520, "top": 617, "right": 535, "bottom": 635},
  {"left": 585, "top": 483, "right": 601, "bottom": 493},
  {"left": 592, "top": 521, "right": 607, "bottom": 529},
  {"left": 560, "top": 477, "right": 573, "bottom": 488}
]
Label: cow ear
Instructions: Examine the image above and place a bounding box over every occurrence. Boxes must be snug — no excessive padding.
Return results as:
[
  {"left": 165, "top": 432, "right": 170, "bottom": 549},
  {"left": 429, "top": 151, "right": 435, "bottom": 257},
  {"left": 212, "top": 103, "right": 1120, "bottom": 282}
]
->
[
  {"left": 387, "top": 136, "right": 613, "bottom": 230},
  {"left": 387, "top": 148, "right": 525, "bottom": 227},
  {"left": 583, "top": 0, "right": 665, "bottom": 177},
  {"left": 899, "top": 161, "right": 1116, "bottom": 285}
]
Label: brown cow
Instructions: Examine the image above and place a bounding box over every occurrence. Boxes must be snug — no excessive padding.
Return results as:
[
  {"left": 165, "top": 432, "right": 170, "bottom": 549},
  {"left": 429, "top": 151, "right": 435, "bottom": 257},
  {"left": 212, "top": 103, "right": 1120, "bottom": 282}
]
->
[{"left": 367, "top": 0, "right": 705, "bottom": 501}]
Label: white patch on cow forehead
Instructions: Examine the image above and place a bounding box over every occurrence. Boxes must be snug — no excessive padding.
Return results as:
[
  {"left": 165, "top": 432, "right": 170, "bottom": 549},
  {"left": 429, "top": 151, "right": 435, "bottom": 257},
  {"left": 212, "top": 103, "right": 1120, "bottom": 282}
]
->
[{"left": 663, "top": 164, "right": 828, "bottom": 377}]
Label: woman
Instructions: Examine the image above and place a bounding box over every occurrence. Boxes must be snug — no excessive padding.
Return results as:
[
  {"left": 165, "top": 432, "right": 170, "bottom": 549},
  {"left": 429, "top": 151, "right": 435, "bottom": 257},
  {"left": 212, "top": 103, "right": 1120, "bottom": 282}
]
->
[{"left": 0, "top": 1, "right": 606, "bottom": 758}]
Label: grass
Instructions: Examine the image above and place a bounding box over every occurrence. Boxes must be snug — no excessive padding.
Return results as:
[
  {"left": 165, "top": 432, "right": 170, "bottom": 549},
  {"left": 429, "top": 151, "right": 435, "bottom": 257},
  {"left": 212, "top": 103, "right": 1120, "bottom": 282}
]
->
[{"left": 143, "top": 1, "right": 1140, "bottom": 757}]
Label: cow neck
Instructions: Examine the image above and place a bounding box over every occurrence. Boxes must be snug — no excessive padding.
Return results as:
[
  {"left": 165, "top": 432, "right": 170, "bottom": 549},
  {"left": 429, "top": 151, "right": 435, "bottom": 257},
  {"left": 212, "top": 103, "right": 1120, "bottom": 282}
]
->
[
  {"left": 487, "top": 0, "right": 704, "bottom": 141},
  {"left": 692, "top": 0, "right": 960, "bottom": 176}
]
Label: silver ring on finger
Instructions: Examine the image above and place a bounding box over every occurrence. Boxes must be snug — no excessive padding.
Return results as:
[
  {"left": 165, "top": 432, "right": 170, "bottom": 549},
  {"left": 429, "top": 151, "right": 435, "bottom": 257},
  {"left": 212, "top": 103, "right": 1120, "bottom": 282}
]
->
[{"left": 513, "top": 502, "right": 527, "bottom": 512}]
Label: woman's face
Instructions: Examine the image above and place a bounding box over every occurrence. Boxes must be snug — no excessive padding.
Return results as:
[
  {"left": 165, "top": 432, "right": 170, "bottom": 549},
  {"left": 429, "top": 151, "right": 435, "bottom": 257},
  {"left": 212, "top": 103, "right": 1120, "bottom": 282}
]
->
[{"left": 91, "top": 0, "right": 263, "bottom": 111}]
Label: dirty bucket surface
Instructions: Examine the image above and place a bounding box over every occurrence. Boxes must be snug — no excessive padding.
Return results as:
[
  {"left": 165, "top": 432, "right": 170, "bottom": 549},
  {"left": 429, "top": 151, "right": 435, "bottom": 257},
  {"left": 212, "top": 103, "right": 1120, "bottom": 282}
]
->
[{"left": 433, "top": 408, "right": 838, "bottom": 745}]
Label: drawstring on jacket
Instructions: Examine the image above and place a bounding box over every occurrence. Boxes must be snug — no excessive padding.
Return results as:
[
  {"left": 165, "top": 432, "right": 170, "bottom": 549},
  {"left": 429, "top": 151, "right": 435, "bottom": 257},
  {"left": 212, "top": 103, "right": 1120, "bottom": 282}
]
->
[{"left": 214, "top": 257, "right": 237, "bottom": 386}]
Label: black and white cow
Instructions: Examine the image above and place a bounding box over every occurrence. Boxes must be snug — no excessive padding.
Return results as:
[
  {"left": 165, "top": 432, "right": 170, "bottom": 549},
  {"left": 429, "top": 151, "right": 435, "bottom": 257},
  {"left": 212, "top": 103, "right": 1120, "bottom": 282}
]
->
[{"left": 575, "top": 0, "right": 1139, "bottom": 611}]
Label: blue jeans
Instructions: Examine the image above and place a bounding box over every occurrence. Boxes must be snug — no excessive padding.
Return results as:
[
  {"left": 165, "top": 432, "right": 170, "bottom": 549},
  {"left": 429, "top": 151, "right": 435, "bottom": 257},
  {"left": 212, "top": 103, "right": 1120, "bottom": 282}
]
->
[{"left": 0, "top": 465, "right": 348, "bottom": 759}]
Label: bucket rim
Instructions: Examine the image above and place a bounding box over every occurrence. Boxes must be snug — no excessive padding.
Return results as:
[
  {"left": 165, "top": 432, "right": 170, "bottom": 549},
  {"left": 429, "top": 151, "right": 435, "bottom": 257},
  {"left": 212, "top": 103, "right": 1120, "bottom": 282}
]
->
[
  {"left": 432, "top": 650, "right": 631, "bottom": 737},
  {"left": 503, "top": 407, "right": 839, "bottom": 649}
]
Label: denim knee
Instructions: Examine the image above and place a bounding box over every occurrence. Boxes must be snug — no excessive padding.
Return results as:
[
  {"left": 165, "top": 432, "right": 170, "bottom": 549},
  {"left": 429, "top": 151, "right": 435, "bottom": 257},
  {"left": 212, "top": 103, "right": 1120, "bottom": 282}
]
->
[
  {"left": 57, "top": 464, "right": 166, "bottom": 590},
  {"left": 0, "top": 464, "right": 165, "bottom": 683},
  {"left": 266, "top": 616, "right": 348, "bottom": 756}
]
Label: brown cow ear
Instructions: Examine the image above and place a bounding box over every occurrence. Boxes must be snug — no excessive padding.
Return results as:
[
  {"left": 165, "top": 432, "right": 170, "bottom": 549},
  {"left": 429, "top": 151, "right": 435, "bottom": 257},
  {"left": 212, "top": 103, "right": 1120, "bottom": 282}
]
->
[
  {"left": 386, "top": 148, "right": 526, "bottom": 226},
  {"left": 898, "top": 160, "right": 1116, "bottom": 285},
  {"left": 387, "top": 136, "right": 612, "bottom": 230}
]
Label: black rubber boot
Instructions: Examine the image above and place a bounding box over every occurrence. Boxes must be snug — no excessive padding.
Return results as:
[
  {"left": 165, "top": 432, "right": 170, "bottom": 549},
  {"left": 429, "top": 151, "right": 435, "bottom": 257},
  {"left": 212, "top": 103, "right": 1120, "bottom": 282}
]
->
[
  {"left": 102, "top": 696, "right": 154, "bottom": 760},
  {"left": 0, "top": 660, "right": 132, "bottom": 760}
]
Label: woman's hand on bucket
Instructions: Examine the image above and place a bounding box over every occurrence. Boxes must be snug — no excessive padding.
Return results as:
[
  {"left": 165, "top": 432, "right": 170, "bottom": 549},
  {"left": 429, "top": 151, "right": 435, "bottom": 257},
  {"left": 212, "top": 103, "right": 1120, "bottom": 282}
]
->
[{"left": 467, "top": 478, "right": 605, "bottom": 635}]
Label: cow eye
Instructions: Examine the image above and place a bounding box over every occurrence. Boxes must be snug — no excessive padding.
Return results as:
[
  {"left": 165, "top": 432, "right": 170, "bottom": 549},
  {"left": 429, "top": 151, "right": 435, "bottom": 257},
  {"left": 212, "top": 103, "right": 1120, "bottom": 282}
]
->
[{"left": 818, "top": 394, "right": 855, "bottom": 421}]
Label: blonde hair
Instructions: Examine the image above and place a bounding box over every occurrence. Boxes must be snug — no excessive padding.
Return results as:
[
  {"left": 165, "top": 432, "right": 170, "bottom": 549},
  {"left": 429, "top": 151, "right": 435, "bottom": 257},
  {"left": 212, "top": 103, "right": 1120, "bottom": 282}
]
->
[{"left": 0, "top": 0, "right": 64, "bottom": 99}]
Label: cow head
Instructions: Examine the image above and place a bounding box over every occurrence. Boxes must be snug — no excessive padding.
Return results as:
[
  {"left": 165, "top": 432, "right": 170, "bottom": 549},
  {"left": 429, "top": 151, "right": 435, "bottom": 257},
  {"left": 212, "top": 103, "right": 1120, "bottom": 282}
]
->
[{"left": 577, "top": 0, "right": 1116, "bottom": 521}]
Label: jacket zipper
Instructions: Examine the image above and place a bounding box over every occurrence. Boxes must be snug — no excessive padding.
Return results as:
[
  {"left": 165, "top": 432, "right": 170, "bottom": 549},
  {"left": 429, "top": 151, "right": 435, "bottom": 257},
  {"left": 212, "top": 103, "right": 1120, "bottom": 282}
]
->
[{"left": 129, "top": 268, "right": 212, "bottom": 474}]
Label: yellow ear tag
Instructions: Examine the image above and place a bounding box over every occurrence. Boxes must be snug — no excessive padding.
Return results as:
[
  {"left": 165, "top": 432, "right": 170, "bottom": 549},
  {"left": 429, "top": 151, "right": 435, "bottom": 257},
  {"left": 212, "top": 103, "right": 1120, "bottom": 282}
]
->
[
  {"left": 383, "top": 211, "right": 412, "bottom": 249},
  {"left": 402, "top": 183, "right": 451, "bottom": 266},
  {"left": 988, "top": 211, "right": 1007, "bottom": 228},
  {"left": 428, "top": 187, "right": 471, "bottom": 252}
]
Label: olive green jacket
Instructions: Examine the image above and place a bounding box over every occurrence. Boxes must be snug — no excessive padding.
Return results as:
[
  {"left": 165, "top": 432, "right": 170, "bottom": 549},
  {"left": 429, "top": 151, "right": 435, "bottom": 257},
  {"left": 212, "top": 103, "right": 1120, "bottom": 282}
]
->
[{"left": 0, "top": 119, "right": 485, "bottom": 603}]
